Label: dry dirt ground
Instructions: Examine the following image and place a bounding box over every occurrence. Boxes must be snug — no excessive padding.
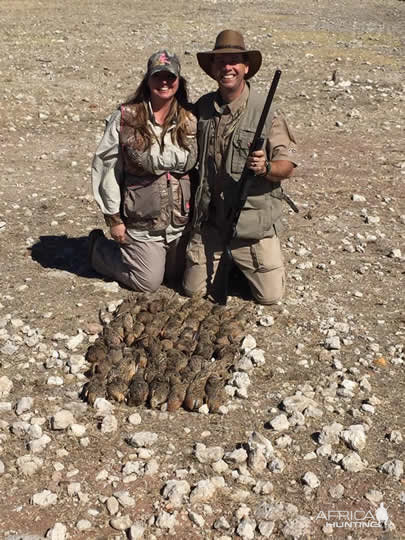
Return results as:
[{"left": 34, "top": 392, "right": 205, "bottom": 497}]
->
[{"left": 0, "top": 0, "right": 404, "bottom": 539}]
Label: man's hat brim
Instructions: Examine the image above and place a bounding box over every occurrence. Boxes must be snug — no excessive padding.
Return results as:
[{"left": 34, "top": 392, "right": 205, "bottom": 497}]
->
[{"left": 197, "top": 49, "right": 262, "bottom": 80}]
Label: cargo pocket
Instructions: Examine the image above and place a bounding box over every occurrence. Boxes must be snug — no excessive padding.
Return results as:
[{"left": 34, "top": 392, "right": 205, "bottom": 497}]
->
[
  {"left": 250, "top": 238, "right": 283, "bottom": 273},
  {"left": 231, "top": 129, "right": 255, "bottom": 174},
  {"left": 186, "top": 234, "right": 206, "bottom": 265},
  {"left": 172, "top": 177, "right": 191, "bottom": 227},
  {"left": 123, "top": 181, "right": 161, "bottom": 223}
]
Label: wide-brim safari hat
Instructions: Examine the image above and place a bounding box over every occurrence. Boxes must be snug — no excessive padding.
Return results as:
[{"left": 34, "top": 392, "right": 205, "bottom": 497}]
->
[{"left": 197, "top": 29, "right": 262, "bottom": 80}]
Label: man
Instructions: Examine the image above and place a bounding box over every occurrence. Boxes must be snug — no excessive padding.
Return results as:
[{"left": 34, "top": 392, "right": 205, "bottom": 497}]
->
[{"left": 183, "top": 30, "right": 298, "bottom": 304}]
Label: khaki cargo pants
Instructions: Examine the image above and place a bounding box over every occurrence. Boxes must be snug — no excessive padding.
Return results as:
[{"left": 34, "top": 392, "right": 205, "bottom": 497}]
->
[
  {"left": 182, "top": 224, "right": 285, "bottom": 305},
  {"left": 91, "top": 233, "right": 187, "bottom": 293}
]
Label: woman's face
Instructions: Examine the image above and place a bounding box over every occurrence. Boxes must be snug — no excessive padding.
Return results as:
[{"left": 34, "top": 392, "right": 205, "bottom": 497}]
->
[{"left": 148, "top": 71, "right": 179, "bottom": 105}]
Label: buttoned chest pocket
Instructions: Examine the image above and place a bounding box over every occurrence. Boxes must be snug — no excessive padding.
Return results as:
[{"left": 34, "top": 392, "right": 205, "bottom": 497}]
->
[{"left": 231, "top": 129, "right": 255, "bottom": 174}]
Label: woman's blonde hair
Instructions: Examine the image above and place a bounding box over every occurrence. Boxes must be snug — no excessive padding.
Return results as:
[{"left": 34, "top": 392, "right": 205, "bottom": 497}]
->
[{"left": 123, "top": 75, "right": 193, "bottom": 151}]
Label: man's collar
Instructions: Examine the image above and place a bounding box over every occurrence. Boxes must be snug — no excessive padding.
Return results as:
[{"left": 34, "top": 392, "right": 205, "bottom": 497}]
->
[{"left": 214, "top": 82, "right": 249, "bottom": 115}]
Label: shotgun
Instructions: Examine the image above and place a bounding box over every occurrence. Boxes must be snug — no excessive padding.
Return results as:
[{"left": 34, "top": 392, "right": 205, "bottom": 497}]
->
[{"left": 210, "top": 69, "right": 282, "bottom": 305}]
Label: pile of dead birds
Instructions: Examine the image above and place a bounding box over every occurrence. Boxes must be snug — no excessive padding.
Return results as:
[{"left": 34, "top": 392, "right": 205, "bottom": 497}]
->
[{"left": 83, "top": 293, "right": 253, "bottom": 413}]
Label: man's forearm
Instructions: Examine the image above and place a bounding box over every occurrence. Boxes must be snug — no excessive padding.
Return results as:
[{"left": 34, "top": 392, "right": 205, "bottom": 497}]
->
[{"left": 262, "top": 159, "right": 294, "bottom": 182}]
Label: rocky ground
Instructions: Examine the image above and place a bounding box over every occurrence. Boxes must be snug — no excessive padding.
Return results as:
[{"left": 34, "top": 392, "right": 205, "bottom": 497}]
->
[{"left": 0, "top": 0, "right": 404, "bottom": 538}]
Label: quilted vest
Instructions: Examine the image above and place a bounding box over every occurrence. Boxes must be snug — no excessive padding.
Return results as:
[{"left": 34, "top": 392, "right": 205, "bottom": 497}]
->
[
  {"left": 193, "top": 87, "right": 284, "bottom": 240},
  {"left": 119, "top": 104, "right": 194, "bottom": 232}
]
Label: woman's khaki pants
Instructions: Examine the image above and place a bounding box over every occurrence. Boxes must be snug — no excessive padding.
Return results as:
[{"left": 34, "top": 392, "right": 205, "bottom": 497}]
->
[{"left": 91, "top": 233, "right": 187, "bottom": 292}]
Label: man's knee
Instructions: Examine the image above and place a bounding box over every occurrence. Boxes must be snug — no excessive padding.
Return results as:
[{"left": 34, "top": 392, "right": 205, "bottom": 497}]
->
[
  {"left": 253, "top": 289, "right": 284, "bottom": 305},
  {"left": 251, "top": 267, "right": 285, "bottom": 305},
  {"left": 182, "top": 278, "right": 206, "bottom": 298}
]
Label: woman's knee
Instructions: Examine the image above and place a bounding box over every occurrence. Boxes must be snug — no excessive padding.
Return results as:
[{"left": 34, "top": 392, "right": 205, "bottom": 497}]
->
[{"left": 125, "top": 269, "right": 163, "bottom": 293}]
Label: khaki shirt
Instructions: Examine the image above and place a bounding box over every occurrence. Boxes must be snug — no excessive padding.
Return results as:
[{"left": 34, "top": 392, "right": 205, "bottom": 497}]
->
[{"left": 203, "top": 83, "right": 298, "bottom": 228}]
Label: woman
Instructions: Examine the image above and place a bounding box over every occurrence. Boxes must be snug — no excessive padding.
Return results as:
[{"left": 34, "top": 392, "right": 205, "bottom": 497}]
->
[{"left": 89, "top": 50, "right": 197, "bottom": 292}]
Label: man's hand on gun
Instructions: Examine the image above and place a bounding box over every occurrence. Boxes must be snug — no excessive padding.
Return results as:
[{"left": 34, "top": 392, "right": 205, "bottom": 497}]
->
[{"left": 247, "top": 149, "right": 267, "bottom": 176}]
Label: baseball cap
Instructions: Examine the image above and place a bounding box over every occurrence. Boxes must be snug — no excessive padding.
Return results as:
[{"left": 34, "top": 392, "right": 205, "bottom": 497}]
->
[{"left": 147, "top": 50, "right": 181, "bottom": 78}]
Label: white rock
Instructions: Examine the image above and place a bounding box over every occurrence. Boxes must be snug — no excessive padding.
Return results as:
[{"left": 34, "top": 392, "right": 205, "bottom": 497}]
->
[
  {"left": 127, "top": 431, "right": 158, "bottom": 448},
  {"left": 318, "top": 422, "right": 343, "bottom": 445},
  {"left": 31, "top": 489, "right": 57, "bottom": 506},
  {"left": 0, "top": 402, "right": 12, "bottom": 412},
  {"left": 282, "top": 395, "right": 319, "bottom": 414},
  {"left": 0, "top": 460, "right": 5, "bottom": 474},
  {"left": 163, "top": 480, "right": 191, "bottom": 508},
  {"left": 0, "top": 376, "right": 13, "bottom": 398},
  {"left": 379, "top": 459, "right": 403, "bottom": 479},
  {"left": 198, "top": 404, "right": 210, "bottom": 414},
  {"left": 365, "top": 489, "right": 383, "bottom": 504},
  {"left": 341, "top": 452, "right": 366, "bottom": 472},
  {"left": 190, "top": 479, "right": 217, "bottom": 503},
  {"left": 236, "top": 517, "right": 256, "bottom": 539},
  {"left": 144, "top": 458, "right": 159, "bottom": 476},
  {"left": 247, "top": 431, "right": 274, "bottom": 460},
  {"left": 28, "top": 424, "right": 43, "bottom": 439},
  {"left": 269, "top": 414, "right": 290, "bottom": 432},
  {"left": 16, "top": 396, "right": 34, "bottom": 415},
  {"left": 224, "top": 448, "right": 248, "bottom": 464},
  {"left": 128, "top": 523, "right": 146, "bottom": 540},
  {"left": 76, "top": 519, "right": 92, "bottom": 531},
  {"left": 257, "top": 520, "right": 275, "bottom": 538},
  {"left": 106, "top": 496, "right": 119, "bottom": 515},
  {"left": 16, "top": 455, "right": 44, "bottom": 476},
  {"left": 114, "top": 490, "right": 136, "bottom": 508},
  {"left": 240, "top": 335, "right": 257, "bottom": 353},
  {"left": 212, "top": 459, "right": 229, "bottom": 474},
  {"left": 388, "top": 430, "right": 403, "bottom": 444},
  {"left": 302, "top": 471, "right": 320, "bottom": 488},
  {"left": 29, "top": 434, "right": 51, "bottom": 453},
  {"left": 51, "top": 410, "right": 75, "bottom": 430},
  {"left": 66, "top": 332, "right": 84, "bottom": 350},
  {"left": 110, "top": 515, "right": 132, "bottom": 531},
  {"left": 267, "top": 458, "right": 285, "bottom": 473},
  {"left": 245, "top": 348, "right": 266, "bottom": 366},
  {"left": 47, "top": 376, "right": 64, "bottom": 386},
  {"left": 324, "top": 336, "right": 341, "bottom": 350},
  {"left": 389, "top": 248, "right": 402, "bottom": 259},
  {"left": 352, "top": 194, "right": 366, "bottom": 202},
  {"left": 259, "top": 315, "right": 274, "bottom": 327},
  {"left": 128, "top": 413, "right": 142, "bottom": 425},
  {"left": 67, "top": 482, "right": 81, "bottom": 496},
  {"left": 234, "top": 356, "right": 254, "bottom": 372},
  {"left": 194, "top": 443, "right": 224, "bottom": 464},
  {"left": 230, "top": 371, "right": 251, "bottom": 390},
  {"left": 189, "top": 511, "right": 205, "bottom": 528},
  {"left": 91, "top": 399, "right": 112, "bottom": 416},
  {"left": 214, "top": 516, "right": 231, "bottom": 530},
  {"left": 46, "top": 522, "right": 67, "bottom": 540},
  {"left": 253, "top": 480, "right": 274, "bottom": 495},
  {"left": 316, "top": 444, "right": 332, "bottom": 457},
  {"left": 69, "top": 423, "right": 86, "bottom": 437},
  {"left": 340, "top": 424, "right": 367, "bottom": 451},
  {"left": 329, "top": 484, "right": 344, "bottom": 498},
  {"left": 282, "top": 516, "right": 312, "bottom": 539},
  {"left": 275, "top": 435, "right": 292, "bottom": 448},
  {"left": 101, "top": 414, "right": 118, "bottom": 434},
  {"left": 155, "top": 510, "right": 177, "bottom": 530}
]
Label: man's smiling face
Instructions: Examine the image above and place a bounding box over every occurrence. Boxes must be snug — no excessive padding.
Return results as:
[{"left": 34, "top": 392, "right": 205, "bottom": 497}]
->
[{"left": 211, "top": 53, "right": 249, "bottom": 99}]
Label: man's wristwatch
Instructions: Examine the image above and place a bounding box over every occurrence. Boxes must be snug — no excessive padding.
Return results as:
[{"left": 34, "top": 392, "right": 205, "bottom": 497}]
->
[{"left": 260, "top": 160, "right": 271, "bottom": 177}]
